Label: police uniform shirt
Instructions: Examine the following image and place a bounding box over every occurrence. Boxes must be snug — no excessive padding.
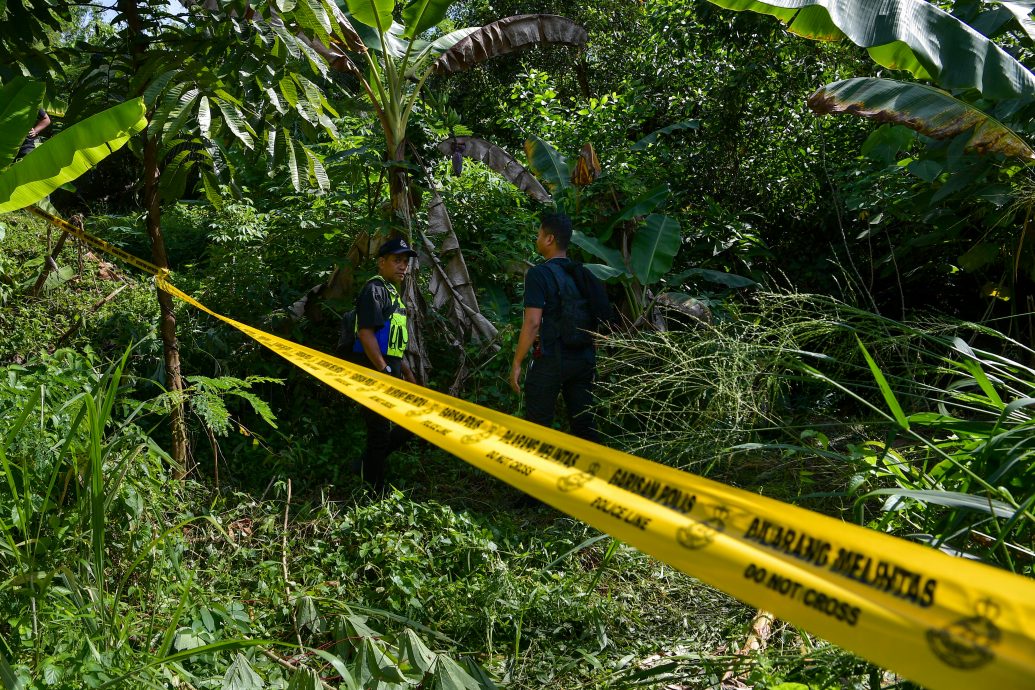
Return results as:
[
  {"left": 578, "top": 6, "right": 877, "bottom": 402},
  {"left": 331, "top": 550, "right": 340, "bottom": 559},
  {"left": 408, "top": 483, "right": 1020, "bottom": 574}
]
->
[{"left": 353, "top": 276, "right": 407, "bottom": 365}]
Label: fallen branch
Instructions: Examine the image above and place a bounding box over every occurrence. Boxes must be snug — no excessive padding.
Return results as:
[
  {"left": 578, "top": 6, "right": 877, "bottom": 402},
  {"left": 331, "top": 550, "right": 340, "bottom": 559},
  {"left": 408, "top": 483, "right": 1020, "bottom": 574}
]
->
[{"left": 52, "top": 283, "right": 130, "bottom": 349}]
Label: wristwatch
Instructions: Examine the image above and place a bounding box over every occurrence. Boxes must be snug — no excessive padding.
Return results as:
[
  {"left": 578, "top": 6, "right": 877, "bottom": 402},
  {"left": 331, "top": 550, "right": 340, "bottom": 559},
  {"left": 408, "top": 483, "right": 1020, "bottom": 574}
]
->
[{"left": 382, "top": 364, "right": 392, "bottom": 374}]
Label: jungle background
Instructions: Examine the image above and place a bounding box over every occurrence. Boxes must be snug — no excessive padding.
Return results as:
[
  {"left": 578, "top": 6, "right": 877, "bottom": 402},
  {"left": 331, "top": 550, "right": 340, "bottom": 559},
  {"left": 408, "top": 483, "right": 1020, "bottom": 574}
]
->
[{"left": 1, "top": 0, "right": 1034, "bottom": 688}]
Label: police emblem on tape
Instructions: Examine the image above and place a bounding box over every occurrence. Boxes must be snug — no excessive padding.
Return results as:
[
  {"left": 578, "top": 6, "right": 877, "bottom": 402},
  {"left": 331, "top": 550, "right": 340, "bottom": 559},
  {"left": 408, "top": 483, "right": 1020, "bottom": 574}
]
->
[
  {"left": 460, "top": 423, "right": 499, "bottom": 445},
  {"left": 677, "top": 506, "right": 729, "bottom": 550},
  {"left": 926, "top": 598, "right": 1000, "bottom": 670},
  {"left": 557, "top": 463, "right": 600, "bottom": 492}
]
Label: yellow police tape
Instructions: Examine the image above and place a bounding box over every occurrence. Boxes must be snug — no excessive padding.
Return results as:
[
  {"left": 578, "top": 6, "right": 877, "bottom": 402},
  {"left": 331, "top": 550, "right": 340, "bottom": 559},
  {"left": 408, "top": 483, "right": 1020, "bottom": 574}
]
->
[{"left": 30, "top": 207, "right": 1035, "bottom": 690}]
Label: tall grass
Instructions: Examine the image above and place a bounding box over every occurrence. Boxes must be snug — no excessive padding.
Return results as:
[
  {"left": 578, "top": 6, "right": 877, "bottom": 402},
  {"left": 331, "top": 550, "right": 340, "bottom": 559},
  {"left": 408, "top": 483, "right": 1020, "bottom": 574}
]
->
[{"left": 597, "top": 291, "right": 1034, "bottom": 574}]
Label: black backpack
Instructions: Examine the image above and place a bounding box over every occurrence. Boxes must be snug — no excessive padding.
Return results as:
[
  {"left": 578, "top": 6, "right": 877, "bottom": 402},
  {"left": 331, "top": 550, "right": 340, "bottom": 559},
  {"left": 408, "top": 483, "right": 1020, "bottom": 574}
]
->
[
  {"left": 544, "top": 262, "right": 598, "bottom": 349},
  {"left": 335, "top": 308, "right": 358, "bottom": 356}
]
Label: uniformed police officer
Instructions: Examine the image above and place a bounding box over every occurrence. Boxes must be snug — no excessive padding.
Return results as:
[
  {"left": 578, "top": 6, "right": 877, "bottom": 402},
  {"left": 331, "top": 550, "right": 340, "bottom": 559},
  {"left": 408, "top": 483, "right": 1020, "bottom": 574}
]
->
[{"left": 350, "top": 236, "right": 418, "bottom": 492}]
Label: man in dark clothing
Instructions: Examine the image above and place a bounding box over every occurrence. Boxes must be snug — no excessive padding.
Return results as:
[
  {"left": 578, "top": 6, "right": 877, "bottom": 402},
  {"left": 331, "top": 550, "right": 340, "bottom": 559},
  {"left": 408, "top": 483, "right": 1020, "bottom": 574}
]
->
[
  {"left": 349, "top": 236, "right": 418, "bottom": 492},
  {"left": 17, "top": 109, "right": 50, "bottom": 159},
  {"left": 510, "top": 212, "right": 609, "bottom": 442}
]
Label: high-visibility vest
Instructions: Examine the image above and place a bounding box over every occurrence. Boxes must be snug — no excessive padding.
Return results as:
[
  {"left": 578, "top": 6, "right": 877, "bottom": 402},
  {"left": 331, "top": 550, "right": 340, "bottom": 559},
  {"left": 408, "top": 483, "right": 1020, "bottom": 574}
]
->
[{"left": 353, "top": 276, "right": 408, "bottom": 358}]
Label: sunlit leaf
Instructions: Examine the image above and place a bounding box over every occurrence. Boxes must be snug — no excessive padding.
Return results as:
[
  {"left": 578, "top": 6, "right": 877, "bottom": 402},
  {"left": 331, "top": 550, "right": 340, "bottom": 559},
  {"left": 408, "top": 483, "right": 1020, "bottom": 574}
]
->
[
  {"left": 401, "top": 0, "right": 452, "bottom": 39},
  {"left": 863, "top": 488, "right": 1018, "bottom": 518},
  {"left": 708, "top": 0, "right": 1035, "bottom": 99},
  {"left": 0, "top": 98, "right": 147, "bottom": 214},
  {"left": 215, "top": 100, "right": 255, "bottom": 149},
  {"left": 809, "top": 78, "right": 1035, "bottom": 160},
  {"left": 344, "top": 0, "right": 393, "bottom": 31}
]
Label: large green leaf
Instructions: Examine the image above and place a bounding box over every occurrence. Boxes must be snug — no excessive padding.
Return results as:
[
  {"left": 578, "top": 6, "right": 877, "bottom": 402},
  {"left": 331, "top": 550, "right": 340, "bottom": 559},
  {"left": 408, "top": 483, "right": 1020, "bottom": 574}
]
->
[
  {"left": 1002, "top": 2, "right": 1035, "bottom": 42},
  {"left": 0, "top": 77, "right": 45, "bottom": 169},
  {"left": 571, "top": 230, "right": 628, "bottom": 276},
  {"left": 401, "top": 0, "right": 452, "bottom": 39},
  {"left": 354, "top": 19, "right": 410, "bottom": 56},
  {"left": 809, "top": 77, "right": 1035, "bottom": 160},
  {"left": 708, "top": 0, "right": 1035, "bottom": 100},
  {"left": 429, "top": 655, "right": 482, "bottom": 690},
  {"left": 630, "top": 214, "right": 681, "bottom": 285},
  {"left": 523, "top": 135, "right": 570, "bottom": 193},
  {"left": 344, "top": 0, "right": 394, "bottom": 31},
  {"left": 432, "top": 14, "right": 587, "bottom": 74},
  {"left": 0, "top": 98, "right": 147, "bottom": 214}
]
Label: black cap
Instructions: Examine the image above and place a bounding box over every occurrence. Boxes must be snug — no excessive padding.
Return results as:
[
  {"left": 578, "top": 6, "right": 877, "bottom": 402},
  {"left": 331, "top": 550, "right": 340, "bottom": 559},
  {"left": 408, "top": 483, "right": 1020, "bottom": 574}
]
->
[{"left": 377, "top": 236, "right": 418, "bottom": 258}]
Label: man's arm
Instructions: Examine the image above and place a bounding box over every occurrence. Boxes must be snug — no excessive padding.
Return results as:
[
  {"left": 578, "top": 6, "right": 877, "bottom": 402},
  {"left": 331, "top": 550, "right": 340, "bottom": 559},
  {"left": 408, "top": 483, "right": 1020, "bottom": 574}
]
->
[
  {"left": 29, "top": 111, "right": 50, "bottom": 138},
  {"left": 358, "top": 328, "right": 387, "bottom": 371},
  {"left": 509, "top": 306, "right": 542, "bottom": 394}
]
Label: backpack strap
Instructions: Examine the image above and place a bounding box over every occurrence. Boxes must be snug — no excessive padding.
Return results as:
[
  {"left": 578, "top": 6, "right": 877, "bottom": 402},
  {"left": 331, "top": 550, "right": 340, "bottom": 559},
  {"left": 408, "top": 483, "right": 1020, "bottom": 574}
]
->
[{"left": 543, "top": 261, "right": 582, "bottom": 300}]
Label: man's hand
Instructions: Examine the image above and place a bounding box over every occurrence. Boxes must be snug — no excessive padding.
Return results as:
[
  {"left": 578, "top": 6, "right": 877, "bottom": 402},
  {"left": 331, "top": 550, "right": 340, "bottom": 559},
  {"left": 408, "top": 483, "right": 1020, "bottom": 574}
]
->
[
  {"left": 511, "top": 306, "right": 542, "bottom": 396},
  {"left": 509, "top": 361, "right": 523, "bottom": 394},
  {"left": 402, "top": 361, "right": 416, "bottom": 384}
]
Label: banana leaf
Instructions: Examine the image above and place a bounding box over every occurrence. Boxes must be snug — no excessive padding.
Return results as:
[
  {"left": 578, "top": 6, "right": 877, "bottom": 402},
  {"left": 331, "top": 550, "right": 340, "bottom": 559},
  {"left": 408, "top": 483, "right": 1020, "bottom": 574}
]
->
[
  {"left": 407, "top": 27, "right": 480, "bottom": 75},
  {"left": 401, "top": 0, "right": 452, "bottom": 39},
  {"left": 571, "top": 230, "right": 628, "bottom": 277},
  {"left": 0, "top": 77, "right": 45, "bottom": 169},
  {"left": 523, "top": 135, "right": 570, "bottom": 194},
  {"left": 603, "top": 184, "right": 670, "bottom": 239},
  {"left": 0, "top": 98, "right": 147, "bottom": 214},
  {"left": 437, "top": 136, "right": 552, "bottom": 203},
  {"left": 432, "top": 14, "right": 587, "bottom": 74},
  {"left": 425, "top": 188, "right": 498, "bottom": 343},
  {"left": 343, "top": 0, "right": 393, "bottom": 32},
  {"left": 809, "top": 77, "right": 1035, "bottom": 160},
  {"left": 708, "top": 0, "right": 1035, "bottom": 100},
  {"left": 631, "top": 214, "right": 681, "bottom": 286}
]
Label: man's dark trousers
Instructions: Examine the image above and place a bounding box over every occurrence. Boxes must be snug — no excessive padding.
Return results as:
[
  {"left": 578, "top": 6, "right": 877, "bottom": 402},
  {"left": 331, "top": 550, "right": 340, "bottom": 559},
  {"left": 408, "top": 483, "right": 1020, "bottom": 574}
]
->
[
  {"left": 359, "top": 403, "right": 412, "bottom": 492},
  {"left": 352, "top": 363, "right": 412, "bottom": 492},
  {"left": 524, "top": 352, "right": 599, "bottom": 442}
]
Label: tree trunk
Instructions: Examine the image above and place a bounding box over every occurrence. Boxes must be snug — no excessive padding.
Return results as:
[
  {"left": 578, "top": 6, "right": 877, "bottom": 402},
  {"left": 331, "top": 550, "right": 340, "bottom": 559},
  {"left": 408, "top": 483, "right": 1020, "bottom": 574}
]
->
[
  {"left": 387, "top": 137, "right": 434, "bottom": 383},
  {"left": 388, "top": 139, "right": 412, "bottom": 231},
  {"left": 143, "top": 134, "right": 190, "bottom": 475}
]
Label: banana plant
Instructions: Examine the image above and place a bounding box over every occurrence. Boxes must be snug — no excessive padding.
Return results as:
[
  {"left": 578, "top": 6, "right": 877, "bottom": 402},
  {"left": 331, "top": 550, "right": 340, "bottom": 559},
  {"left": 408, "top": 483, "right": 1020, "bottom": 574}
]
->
[
  {"left": 808, "top": 77, "right": 1035, "bottom": 161},
  {"left": 0, "top": 77, "right": 147, "bottom": 214},
  {"left": 707, "top": 0, "right": 1035, "bottom": 162},
  {"left": 709, "top": 0, "right": 1035, "bottom": 100},
  {"left": 285, "top": 0, "right": 588, "bottom": 379}
]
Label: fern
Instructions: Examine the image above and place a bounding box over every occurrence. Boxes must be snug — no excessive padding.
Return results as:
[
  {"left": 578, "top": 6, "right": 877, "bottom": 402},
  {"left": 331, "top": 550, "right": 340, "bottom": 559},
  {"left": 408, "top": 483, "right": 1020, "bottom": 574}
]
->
[{"left": 185, "top": 375, "right": 282, "bottom": 436}]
